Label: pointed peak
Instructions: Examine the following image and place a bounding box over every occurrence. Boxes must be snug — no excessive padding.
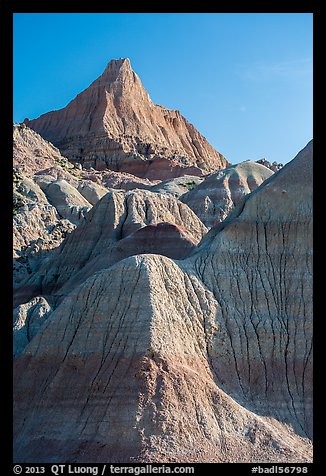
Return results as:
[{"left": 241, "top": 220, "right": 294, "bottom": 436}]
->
[
  {"left": 92, "top": 57, "right": 150, "bottom": 99},
  {"left": 100, "top": 58, "right": 133, "bottom": 83},
  {"left": 105, "top": 57, "right": 131, "bottom": 72}
]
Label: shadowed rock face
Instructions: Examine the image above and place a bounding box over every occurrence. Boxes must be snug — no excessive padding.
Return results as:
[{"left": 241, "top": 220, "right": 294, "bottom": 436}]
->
[
  {"left": 189, "top": 140, "right": 313, "bottom": 439},
  {"left": 116, "top": 222, "right": 197, "bottom": 260},
  {"left": 13, "top": 141, "right": 313, "bottom": 463},
  {"left": 180, "top": 160, "right": 273, "bottom": 228},
  {"left": 13, "top": 296, "right": 52, "bottom": 358},
  {"left": 13, "top": 173, "right": 77, "bottom": 286},
  {"left": 257, "top": 158, "right": 283, "bottom": 172},
  {"left": 25, "top": 58, "right": 229, "bottom": 180},
  {"left": 54, "top": 222, "right": 198, "bottom": 299}
]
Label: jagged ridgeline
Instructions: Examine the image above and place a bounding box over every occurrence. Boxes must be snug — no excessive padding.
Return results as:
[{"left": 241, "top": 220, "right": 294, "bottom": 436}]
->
[{"left": 25, "top": 58, "right": 229, "bottom": 180}]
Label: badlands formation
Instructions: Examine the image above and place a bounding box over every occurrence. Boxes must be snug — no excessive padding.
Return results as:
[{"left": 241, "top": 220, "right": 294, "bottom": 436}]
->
[
  {"left": 13, "top": 58, "right": 312, "bottom": 464},
  {"left": 25, "top": 58, "right": 229, "bottom": 180}
]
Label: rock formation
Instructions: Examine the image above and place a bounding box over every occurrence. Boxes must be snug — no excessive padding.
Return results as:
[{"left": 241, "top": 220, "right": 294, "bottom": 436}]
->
[
  {"left": 13, "top": 255, "right": 311, "bottom": 463},
  {"left": 36, "top": 178, "right": 91, "bottom": 226},
  {"left": 13, "top": 141, "right": 313, "bottom": 463},
  {"left": 190, "top": 140, "right": 313, "bottom": 442},
  {"left": 256, "top": 158, "right": 283, "bottom": 172},
  {"left": 12, "top": 124, "right": 159, "bottom": 288},
  {"left": 13, "top": 123, "right": 79, "bottom": 185},
  {"left": 14, "top": 122, "right": 159, "bottom": 191},
  {"left": 13, "top": 172, "right": 75, "bottom": 286},
  {"left": 77, "top": 168, "right": 158, "bottom": 191},
  {"left": 180, "top": 160, "right": 273, "bottom": 228},
  {"left": 13, "top": 296, "right": 52, "bottom": 358},
  {"left": 25, "top": 58, "right": 229, "bottom": 180},
  {"left": 52, "top": 222, "right": 198, "bottom": 300},
  {"left": 77, "top": 180, "right": 108, "bottom": 205},
  {"left": 13, "top": 189, "right": 207, "bottom": 307}
]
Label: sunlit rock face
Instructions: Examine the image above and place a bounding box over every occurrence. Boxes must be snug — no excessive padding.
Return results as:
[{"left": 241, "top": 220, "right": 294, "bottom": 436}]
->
[{"left": 26, "top": 58, "right": 229, "bottom": 180}]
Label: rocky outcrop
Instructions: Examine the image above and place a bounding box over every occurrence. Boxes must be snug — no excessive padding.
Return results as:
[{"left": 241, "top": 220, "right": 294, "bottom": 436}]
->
[
  {"left": 55, "top": 222, "right": 198, "bottom": 299},
  {"left": 13, "top": 123, "right": 79, "bottom": 185},
  {"left": 37, "top": 179, "right": 91, "bottom": 225},
  {"left": 77, "top": 168, "right": 158, "bottom": 191},
  {"left": 13, "top": 296, "right": 52, "bottom": 358},
  {"left": 189, "top": 140, "right": 313, "bottom": 440},
  {"left": 13, "top": 141, "right": 313, "bottom": 463},
  {"left": 25, "top": 58, "right": 229, "bottom": 180},
  {"left": 14, "top": 189, "right": 207, "bottom": 306},
  {"left": 14, "top": 123, "right": 159, "bottom": 191},
  {"left": 180, "top": 160, "right": 273, "bottom": 228},
  {"left": 13, "top": 125, "right": 153, "bottom": 278},
  {"left": 256, "top": 158, "right": 283, "bottom": 172},
  {"left": 13, "top": 174, "right": 75, "bottom": 286},
  {"left": 13, "top": 198, "right": 73, "bottom": 273}
]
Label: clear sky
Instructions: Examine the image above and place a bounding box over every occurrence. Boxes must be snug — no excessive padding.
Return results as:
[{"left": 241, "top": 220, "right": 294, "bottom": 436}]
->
[{"left": 13, "top": 13, "right": 313, "bottom": 165}]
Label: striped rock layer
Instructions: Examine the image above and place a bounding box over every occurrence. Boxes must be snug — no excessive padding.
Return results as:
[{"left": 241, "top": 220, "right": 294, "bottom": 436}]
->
[{"left": 13, "top": 141, "right": 313, "bottom": 463}]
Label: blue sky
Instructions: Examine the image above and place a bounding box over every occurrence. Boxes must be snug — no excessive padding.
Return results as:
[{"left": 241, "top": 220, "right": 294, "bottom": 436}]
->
[{"left": 13, "top": 13, "right": 313, "bottom": 165}]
